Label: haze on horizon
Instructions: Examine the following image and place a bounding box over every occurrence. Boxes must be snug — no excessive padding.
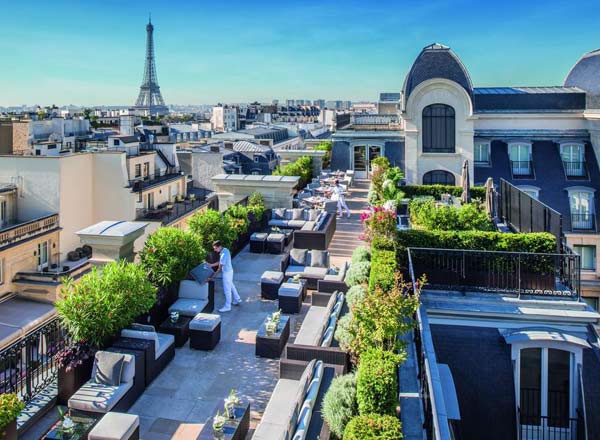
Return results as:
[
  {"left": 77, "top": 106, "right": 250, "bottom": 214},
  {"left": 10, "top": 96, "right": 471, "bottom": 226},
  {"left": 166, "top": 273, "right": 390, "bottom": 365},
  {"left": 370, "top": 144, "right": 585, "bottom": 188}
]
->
[{"left": 1, "top": 0, "right": 599, "bottom": 107}]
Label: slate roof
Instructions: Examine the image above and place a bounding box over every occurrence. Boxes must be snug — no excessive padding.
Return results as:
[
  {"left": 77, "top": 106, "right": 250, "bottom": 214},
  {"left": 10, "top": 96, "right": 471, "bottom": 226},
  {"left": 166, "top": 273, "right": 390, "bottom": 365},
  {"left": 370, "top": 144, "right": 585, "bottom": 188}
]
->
[
  {"left": 403, "top": 43, "right": 473, "bottom": 104},
  {"left": 232, "top": 140, "right": 271, "bottom": 153},
  {"left": 474, "top": 87, "right": 586, "bottom": 112},
  {"left": 379, "top": 92, "right": 401, "bottom": 102},
  {"left": 564, "top": 48, "right": 600, "bottom": 109}
]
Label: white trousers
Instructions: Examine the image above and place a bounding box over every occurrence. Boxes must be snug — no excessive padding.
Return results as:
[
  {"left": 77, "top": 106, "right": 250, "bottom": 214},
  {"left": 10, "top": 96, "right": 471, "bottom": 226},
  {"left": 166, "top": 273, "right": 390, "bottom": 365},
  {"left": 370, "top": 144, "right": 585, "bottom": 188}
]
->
[
  {"left": 337, "top": 197, "right": 350, "bottom": 216},
  {"left": 222, "top": 270, "right": 241, "bottom": 308}
]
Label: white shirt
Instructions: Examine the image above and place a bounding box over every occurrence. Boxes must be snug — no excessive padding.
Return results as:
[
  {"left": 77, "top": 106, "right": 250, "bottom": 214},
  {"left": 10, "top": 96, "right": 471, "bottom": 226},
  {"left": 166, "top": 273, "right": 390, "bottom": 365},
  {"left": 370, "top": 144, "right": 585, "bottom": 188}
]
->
[
  {"left": 219, "top": 248, "right": 233, "bottom": 273},
  {"left": 331, "top": 185, "right": 344, "bottom": 201}
]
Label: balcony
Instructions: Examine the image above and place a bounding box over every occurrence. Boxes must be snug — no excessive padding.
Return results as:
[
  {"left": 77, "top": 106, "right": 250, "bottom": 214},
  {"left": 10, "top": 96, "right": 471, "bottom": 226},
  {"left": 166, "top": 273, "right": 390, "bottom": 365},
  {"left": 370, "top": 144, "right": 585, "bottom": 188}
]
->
[
  {"left": 571, "top": 213, "right": 595, "bottom": 231},
  {"left": 563, "top": 161, "right": 587, "bottom": 178},
  {"left": 510, "top": 160, "right": 534, "bottom": 178},
  {"left": 129, "top": 167, "right": 183, "bottom": 192},
  {"left": 0, "top": 214, "right": 60, "bottom": 248},
  {"left": 135, "top": 190, "right": 216, "bottom": 225}
]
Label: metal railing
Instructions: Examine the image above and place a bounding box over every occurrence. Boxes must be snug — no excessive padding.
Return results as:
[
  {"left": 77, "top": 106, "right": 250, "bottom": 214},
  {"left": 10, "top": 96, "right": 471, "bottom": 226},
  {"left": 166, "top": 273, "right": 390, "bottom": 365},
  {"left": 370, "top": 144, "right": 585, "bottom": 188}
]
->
[
  {"left": 0, "top": 318, "right": 66, "bottom": 403},
  {"left": 562, "top": 161, "right": 587, "bottom": 177},
  {"left": 129, "top": 167, "right": 182, "bottom": 192},
  {"left": 407, "top": 247, "right": 580, "bottom": 299},
  {"left": 0, "top": 214, "right": 60, "bottom": 247},
  {"left": 136, "top": 197, "right": 212, "bottom": 224},
  {"left": 518, "top": 408, "right": 584, "bottom": 440},
  {"left": 511, "top": 160, "right": 533, "bottom": 177},
  {"left": 571, "top": 213, "right": 595, "bottom": 231}
]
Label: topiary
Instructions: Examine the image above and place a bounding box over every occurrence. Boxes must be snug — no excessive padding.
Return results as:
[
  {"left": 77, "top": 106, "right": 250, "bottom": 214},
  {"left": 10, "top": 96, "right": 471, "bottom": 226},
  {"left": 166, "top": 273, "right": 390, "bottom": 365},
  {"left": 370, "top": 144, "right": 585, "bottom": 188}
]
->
[
  {"left": 346, "top": 285, "right": 367, "bottom": 309},
  {"left": 343, "top": 414, "right": 403, "bottom": 440},
  {"left": 0, "top": 393, "right": 24, "bottom": 431},
  {"left": 351, "top": 246, "right": 371, "bottom": 263},
  {"left": 345, "top": 261, "right": 371, "bottom": 286},
  {"left": 334, "top": 313, "right": 354, "bottom": 352},
  {"left": 321, "top": 373, "right": 358, "bottom": 438},
  {"left": 356, "top": 348, "right": 400, "bottom": 416}
]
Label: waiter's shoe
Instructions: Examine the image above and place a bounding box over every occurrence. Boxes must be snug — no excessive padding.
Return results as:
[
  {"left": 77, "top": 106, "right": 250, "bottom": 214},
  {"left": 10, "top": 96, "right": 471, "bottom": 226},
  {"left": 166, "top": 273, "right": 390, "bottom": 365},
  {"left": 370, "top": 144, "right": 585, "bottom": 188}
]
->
[
  {"left": 233, "top": 299, "right": 242, "bottom": 306},
  {"left": 219, "top": 307, "right": 231, "bottom": 313}
]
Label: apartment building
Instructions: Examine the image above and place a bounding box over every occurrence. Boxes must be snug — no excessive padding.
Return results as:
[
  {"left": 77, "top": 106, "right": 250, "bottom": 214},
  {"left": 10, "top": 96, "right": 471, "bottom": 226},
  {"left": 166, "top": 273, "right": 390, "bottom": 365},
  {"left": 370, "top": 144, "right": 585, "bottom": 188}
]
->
[{"left": 212, "top": 105, "right": 239, "bottom": 132}]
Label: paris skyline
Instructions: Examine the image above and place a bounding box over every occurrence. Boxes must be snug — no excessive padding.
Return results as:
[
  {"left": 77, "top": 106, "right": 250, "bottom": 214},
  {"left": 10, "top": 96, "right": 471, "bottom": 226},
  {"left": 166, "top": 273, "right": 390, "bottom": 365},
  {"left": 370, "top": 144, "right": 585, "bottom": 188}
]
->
[{"left": 1, "top": 0, "right": 599, "bottom": 106}]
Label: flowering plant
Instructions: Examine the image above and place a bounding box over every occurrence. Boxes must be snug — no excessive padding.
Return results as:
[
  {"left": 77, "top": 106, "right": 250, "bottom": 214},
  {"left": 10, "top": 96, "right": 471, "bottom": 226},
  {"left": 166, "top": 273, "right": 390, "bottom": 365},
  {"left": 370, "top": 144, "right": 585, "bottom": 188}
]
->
[
  {"left": 360, "top": 207, "right": 397, "bottom": 242},
  {"left": 212, "top": 410, "right": 227, "bottom": 433}
]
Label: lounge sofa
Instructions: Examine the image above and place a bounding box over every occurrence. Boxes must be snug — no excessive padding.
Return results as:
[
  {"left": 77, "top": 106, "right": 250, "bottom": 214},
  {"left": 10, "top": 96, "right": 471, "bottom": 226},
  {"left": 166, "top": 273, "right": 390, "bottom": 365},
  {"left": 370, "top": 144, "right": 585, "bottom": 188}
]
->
[
  {"left": 285, "top": 292, "right": 350, "bottom": 371},
  {"left": 253, "top": 359, "right": 337, "bottom": 440},
  {"left": 120, "top": 324, "right": 175, "bottom": 384},
  {"left": 268, "top": 208, "right": 336, "bottom": 250},
  {"left": 317, "top": 261, "right": 349, "bottom": 293},
  {"left": 68, "top": 351, "right": 144, "bottom": 416},
  {"left": 169, "top": 280, "right": 214, "bottom": 317},
  {"left": 280, "top": 249, "right": 331, "bottom": 290}
]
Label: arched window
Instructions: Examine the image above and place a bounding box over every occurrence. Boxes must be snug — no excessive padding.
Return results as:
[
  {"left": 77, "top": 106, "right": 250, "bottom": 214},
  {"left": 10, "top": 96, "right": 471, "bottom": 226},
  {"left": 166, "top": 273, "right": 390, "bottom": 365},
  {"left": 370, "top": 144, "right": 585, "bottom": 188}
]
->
[
  {"left": 422, "top": 104, "right": 455, "bottom": 153},
  {"left": 423, "top": 170, "right": 455, "bottom": 185}
]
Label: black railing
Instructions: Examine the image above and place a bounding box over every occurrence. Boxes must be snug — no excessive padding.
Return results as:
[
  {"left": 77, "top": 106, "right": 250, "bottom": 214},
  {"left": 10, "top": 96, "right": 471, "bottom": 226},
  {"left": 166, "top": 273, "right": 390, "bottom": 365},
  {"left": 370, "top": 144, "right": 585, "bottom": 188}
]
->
[
  {"left": 129, "top": 167, "right": 182, "bottom": 192},
  {"left": 511, "top": 160, "right": 533, "bottom": 177},
  {"left": 571, "top": 213, "right": 595, "bottom": 231},
  {"left": 0, "top": 318, "right": 66, "bottom": 403},
  {"left": 407, "top": 248, "right": 580, "bottom": 299},
  {"left": 499, "top": 179, "right": 562, "bottom": 250},
  {"left": 518, "top": 407, "right": 584, "bottom": 440},
  {"left": 136, "top": 197, "right": 213, "bottom": 224},
  {"left": 562, "top": 161, "right": 587, "bottom": 178}
]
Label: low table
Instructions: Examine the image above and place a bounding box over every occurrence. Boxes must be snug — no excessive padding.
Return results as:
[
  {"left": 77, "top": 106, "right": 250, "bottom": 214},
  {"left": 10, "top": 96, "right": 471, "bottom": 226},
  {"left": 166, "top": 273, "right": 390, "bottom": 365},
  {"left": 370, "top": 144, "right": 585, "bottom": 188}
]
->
[
  {"left": 199, "top": 401, "right": 250, "bottom": 440},
  {"left": 270, "top": 228, "right": 293, "bottom": 246},
  {"left": 159, "top": 316, "right": 192, "bottom": 347},
  {"left": 255, "top": 315, "right": 290, "bottom": 358},
  {"left": 44, "top": 413, "right": 99, "bottom": 440}
]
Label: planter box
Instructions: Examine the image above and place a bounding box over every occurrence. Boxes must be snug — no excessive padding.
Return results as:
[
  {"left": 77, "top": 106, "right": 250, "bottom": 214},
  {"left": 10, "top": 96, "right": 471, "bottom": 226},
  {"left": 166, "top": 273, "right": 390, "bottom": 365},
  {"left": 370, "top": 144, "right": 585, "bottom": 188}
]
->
[
  {"left": 1, "top": 419, "right": 17, "bottom": 440},
  {"left": 57, "top": 356, "right": 94, "bottom": 405}
]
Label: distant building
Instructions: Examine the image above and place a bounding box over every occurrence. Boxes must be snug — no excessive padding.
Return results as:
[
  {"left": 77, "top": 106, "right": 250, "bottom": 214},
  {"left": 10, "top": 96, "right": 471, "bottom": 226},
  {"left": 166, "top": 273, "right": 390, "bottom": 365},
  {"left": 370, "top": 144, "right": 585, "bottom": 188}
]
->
[
  {"left": 212, "top": 105, "right": 239, "bottom": 132},
  {"left": 377, "top": 92, "right": 401, "bottom": 114}
]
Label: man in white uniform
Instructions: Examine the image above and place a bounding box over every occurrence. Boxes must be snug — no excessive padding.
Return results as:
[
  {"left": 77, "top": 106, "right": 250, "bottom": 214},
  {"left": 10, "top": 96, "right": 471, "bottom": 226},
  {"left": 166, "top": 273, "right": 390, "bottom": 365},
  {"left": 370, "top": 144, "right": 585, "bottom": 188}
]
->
[
  {"left": 208, "top": 240, "right": 242, "bottom": 312},
  {"left": 330, "top": 179, "right": 351, "bottom": 218}
]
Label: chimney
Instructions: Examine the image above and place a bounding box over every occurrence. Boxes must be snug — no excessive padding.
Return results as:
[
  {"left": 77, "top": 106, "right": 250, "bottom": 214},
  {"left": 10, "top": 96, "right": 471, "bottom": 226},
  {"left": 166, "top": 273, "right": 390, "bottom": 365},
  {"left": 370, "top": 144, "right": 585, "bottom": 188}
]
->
[{"left": 76, "top": 221, "right": 148, "bottom": 267}]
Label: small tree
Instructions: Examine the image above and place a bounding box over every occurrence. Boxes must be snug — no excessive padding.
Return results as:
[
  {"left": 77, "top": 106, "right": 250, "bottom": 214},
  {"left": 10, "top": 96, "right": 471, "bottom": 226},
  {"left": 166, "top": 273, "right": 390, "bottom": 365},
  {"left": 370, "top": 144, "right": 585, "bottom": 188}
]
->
[
  {"left": 188, "top": 209, "right": 236, "bottom": 253},
  {"left": 344, "top": 414, "right": 402, "bottom": 440},
  {"left": 224, "top": 204, "right": 251, "bottom": 237},
  {"left": 248, "top": 192, "right": 265, "bottom": 221}
]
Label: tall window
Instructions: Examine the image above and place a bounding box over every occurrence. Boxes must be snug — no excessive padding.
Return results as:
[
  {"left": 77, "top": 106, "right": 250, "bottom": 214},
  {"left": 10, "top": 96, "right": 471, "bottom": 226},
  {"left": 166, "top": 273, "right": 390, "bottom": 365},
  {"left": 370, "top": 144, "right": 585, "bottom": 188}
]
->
[
  {"left": 573, "top": 244, "right": 596, "bottom": 270},
  {"left": 0, "top": 258, "right": 3, "bottom": 285},
  {"left": 38, "top": 241, "right": 49, "bottom": 270},
  {"left": 509, "top": 143, "right": 532, "bottom": 176},
  {"left": 474, "top": 142, "right": 490, "bottom": 165},
  {"left": 423, "top": 170, "right": 455, "bottom": 185},
  {"left": 422, "top": 104, "right": 455, "bottom": 153},
  {"left": 134, "top": 164, "right": 141, "bottom": 178},
  {"left": 561, "top": 144, "right": 585, "bottom": 177},
  {"left": 569, "top": 190, "right": 594, "bottom": 230}
]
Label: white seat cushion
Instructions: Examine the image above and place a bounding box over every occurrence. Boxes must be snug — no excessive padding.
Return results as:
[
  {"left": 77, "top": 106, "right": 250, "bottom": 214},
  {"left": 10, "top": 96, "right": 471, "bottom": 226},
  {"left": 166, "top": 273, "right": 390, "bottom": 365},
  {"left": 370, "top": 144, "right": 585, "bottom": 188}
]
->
[
  {"left": 89, "top": 412, "right": 139, "bottom": 440},
  {"left": 169, "top": 298, "right": 208, "bottom": 317},
  {"left": 156, "top": 333, "right": 175, "bottom": 359},
  {"left": 323, "top": 273, "right": 343, "bottom": 282},
  {"left": 120, "top": 329, "right": 159, "bottom": 351},
  {"left": 261, "top": 271, "right": 284, "bottom": 284},
  {"left": 254, "top": 378, "right": 301, "bottom": 440},
  {"left": 294, "top": 307, "right": 329, "bottom": 346},
  {"left": 287, "top": 220, "right": 306, "bottom": 229},
  {"left": 279, "top": 283, "right": 302, "bottom": 297},
  {"left": 178, "top": 280, "right": 208, "bottom": 300},
  {"left": 190, "top": 313, "right": 221, "bottom": 331},
  {"left": 302, "top": 267, "right": 328, "bottom": 278},
  {"left": 269, "top": 219, "right": 288, "bottom": 227},
  {"left": 284, "top": 266, "right": 305, "bottom": 277},
  {"left": 68, "top": 381, "right": 133, "bottom": 414}
]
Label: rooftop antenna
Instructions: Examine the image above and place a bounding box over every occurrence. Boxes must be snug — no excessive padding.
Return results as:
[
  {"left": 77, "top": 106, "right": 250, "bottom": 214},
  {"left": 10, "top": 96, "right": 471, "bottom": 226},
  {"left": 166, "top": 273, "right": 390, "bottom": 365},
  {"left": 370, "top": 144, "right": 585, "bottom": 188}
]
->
[{"left": 149, "top": 12, "right": 151, "bottom": 24}]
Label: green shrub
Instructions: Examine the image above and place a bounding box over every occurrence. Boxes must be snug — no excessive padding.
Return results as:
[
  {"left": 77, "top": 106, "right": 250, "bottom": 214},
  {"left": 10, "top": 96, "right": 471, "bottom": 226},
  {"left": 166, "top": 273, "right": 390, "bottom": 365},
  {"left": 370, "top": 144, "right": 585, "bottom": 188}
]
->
[
  {"left": 346, "top": 285, "right": 367, "bottom": 309},
  {"left": 188, "top": 209, "right": 236, "bottom": 253},
  {"left": 0, "top": 393, "right": 24, "bottom": 430},
  {"left": 139, "top": 228, "right": 205, "bottom": 288},
  {"left": 248, "top": 192, "right": 265, "bottom": 221},
  {"left": 224, "top": 204, "right": 250, "bottom": 236},
  {"left": 360, "top": 207, "right": 397, "bottom": 242},
  {"left": 356, "top": 348, "right": 400, "bottom": 416},
  {"left": 334, "top": 313, "right": 354, "bottom": 352},
  {"left": 371, "top": 235, "right": 397, "bottom": 252},
  {"left": 409, "top": 198, "right": 494, "bottom": 231},
  {"left": 57, "top": 261, "right": 157, "bottom": 348},
  {"left": 313, "top": 141, "right": 332, "bottom": 168},
  {"left": 403, "top": 184, "right": 486, "bottom": 200},
  {"left": 346, "top": 261, "right": 371, "bottom": 286},
  {"left": 370, "top": 156, "right": 390, "bottom": 169},
  {"left": 343, "top": 414, "right": 403, "bottom": 440},
  {"left": 322, "top": 373, "right": 358, "bottom": 438},
  {"left": 351, "top": 246, "right": 371, "bottom": 263},
  {"left": 368, "top": 249, "right": 397, "bottom": 293},
  {"left": 273, "top": 156, "right": 313, "bottom": 188}
]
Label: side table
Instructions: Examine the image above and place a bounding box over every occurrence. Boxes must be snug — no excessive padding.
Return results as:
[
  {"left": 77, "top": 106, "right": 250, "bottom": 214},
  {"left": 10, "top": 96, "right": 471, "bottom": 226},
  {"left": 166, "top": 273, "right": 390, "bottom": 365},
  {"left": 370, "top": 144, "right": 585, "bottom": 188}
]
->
[
  {"left": 159, "top": 316, "right": 191, "bottom": 347},
  {"left": 255, "top": 315, "right": 290, "bottom": 358},
  {"left": 198, "top": 401, "right": 250, "bottom": 440}
]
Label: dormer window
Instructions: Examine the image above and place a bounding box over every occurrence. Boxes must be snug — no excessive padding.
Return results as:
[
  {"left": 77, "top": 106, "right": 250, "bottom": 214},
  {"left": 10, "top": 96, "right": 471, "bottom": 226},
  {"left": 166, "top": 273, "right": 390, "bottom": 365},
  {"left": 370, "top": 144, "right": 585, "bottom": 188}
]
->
[
  {"left": 560, "top": 144, "right": 586, "bottom": 177},
  {"left": 567, "top": 188, "right": 595, "bottom": 230},
  {"left": 509, "top": 143, "right": 533, "bottom": 177},
  {"left": 474, "top": 142, "right": 490, "bottom": 166}
]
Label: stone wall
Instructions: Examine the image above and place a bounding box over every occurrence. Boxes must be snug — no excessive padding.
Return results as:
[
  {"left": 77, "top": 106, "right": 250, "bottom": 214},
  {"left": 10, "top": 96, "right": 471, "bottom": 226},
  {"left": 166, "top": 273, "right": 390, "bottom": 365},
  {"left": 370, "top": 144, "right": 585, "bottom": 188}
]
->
[{"left": 211, "top": 174, "right": 299, "bottom": 210}]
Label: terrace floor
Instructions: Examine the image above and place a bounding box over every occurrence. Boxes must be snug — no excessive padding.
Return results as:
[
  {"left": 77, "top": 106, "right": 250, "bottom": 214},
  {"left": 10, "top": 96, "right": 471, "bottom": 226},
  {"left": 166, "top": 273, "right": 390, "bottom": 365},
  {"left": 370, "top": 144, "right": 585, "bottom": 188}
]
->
[{"left": 24, "top": 180, "right": 370, "bottom": 440}]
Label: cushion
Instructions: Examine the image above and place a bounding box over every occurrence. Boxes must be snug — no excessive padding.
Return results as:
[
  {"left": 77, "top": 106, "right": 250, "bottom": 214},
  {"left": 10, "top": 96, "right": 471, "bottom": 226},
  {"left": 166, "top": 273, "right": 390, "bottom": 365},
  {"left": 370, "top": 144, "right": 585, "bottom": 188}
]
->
[
  {"left": 268, "top": 219, "right": 288, "bottom": 227},
  {"left": 301, "top": 221, "right": 315, "bottom": 231},
  {"left": 178, "top": 280, "right": 208, "bottom": 300},
  {"left": 302, "top": 267, "right": 328, "bottom": 278},
  {"left": 294, "top": 307, "right": 330, "bottom": 346},
  {"left": 326, "top": 292, "right": 337, "bottom": 314},
  {"left": 290, "top": 249, "right": 307, "bottom": 266},
  {"left": 93, "top": 352, "right": 125, "bottom": 386},
  {"left": 291, "top": 209, "right": 304, "bottom": 220},
  {"left": 251, "top": 232, "right": 268, "bottom": 240},
  {"left": 253, "top": 378, "right": 303, "bottom": 440},
  {"left": 156, "top": 333, "right": 175, "bottom": 359},
  {"left": 169, "top": 298, "right": 209, "bottom": 317},
  {"left": 285, "top": 266, "right": 306, "bottom": 277},
  {"left": 120, "top": 354, "right": 135, "bottom": 384},
  {"left": 89, "top": 412, "right": 140, "bottom": 440},
  {"left": 68, "top": 380, "right": 133, "bottom": 414},
  {"left": 190, "top": 313, "right": 221, "bottom": 331},
  {"left": 323, "top": 273, "right": 343, "bottom": 282},
  {"left": 272, "top": 208, "right": 286, "bottom": 220},
  {"left": 298, "top": 359, "right": 316, "bottom": 398},
  {"left": 292, "top": 406, "right": 311, "bottom": 440},
  {"left": 130, "top": 323, "right": 155, "bottom": 332},
  {"left": 121, "top": 329, "right": 159, "bottom": 351},
  {"left": 306, "top": 209, "right": 319, "bottom": 222},
  {"left": 309, "top": 250, "right": 328, "bottom": 268},
  {"left": 189, "top": 263, "right": 214, "bottom": 285},
  {"left": 261, "top": 270, "right": 284, "bottom": 284},
  {"left": 279, "top": 283, "right": 302, "bottom": 297},
  {"left": 288, "top": 220, "right": 306, "bottom": 229},
  {"left": 267, "top": 233, "right": 285, "bottom": 242},
  {"left": 320, "top": 325, "right": 334, "bottom": 347}
]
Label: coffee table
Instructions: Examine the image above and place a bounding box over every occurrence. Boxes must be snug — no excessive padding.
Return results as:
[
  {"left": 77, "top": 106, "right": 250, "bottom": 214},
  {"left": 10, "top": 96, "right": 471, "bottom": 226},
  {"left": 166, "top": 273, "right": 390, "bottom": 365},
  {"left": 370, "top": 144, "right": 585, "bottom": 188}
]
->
[
  {"left": 198, "top": 401, "right": 250, "bottom": 440},
  {"left": 159, "top": 316, "right": 191, "bottom": 347},
  {"left": 269, "top": 227, "right": 293, "bottom": 246},
  {"left": 44, "top": 413, "right": 99, "bottom": 440},
  {"left": 255, "top": 315, "right": 290, "bottom": 358}
]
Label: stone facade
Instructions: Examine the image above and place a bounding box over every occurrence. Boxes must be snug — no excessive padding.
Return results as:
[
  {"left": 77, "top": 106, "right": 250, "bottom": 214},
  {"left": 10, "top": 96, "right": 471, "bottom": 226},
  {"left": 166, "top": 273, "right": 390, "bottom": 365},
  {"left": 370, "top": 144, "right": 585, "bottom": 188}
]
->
[{"left": 211, "top": 174, "right": 299, "bottom": 210}]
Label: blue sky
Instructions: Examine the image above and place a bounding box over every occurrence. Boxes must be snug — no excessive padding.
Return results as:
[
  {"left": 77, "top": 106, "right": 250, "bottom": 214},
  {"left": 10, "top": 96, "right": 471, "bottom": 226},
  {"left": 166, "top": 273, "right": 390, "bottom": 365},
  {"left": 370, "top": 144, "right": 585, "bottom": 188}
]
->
[{"left": 0, "top": 0, "right": 598, "bottom": 106}]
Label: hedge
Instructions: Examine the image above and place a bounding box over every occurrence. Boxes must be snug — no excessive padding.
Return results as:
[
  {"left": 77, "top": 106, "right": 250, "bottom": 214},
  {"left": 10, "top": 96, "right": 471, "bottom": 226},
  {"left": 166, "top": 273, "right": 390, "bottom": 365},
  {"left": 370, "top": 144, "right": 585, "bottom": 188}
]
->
[
  {"left": 368, "top": 248, "right": 397, "bottom": 293},
  {"left": 402, "top": 184, "right": 486, "bottom": 200},
  {"left": 344, "top": 414, "right": 403, "bottom": 440},
  {"left": 356, "top": 348, "right": 399, "bottom": 416}
]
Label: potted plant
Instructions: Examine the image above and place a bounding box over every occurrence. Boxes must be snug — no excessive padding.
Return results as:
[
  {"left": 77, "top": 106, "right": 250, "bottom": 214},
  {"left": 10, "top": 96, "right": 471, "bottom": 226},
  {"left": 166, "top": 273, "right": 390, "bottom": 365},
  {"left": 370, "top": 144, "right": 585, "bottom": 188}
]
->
[
  {"left": 212, "top": 410, "right": 226, "bottom": 436},
  {"left": 224, "top": 389, "right": 241, "bottom": 419},
  {"left": 0, "top": 393, "right": 24, "bottom": 440}
]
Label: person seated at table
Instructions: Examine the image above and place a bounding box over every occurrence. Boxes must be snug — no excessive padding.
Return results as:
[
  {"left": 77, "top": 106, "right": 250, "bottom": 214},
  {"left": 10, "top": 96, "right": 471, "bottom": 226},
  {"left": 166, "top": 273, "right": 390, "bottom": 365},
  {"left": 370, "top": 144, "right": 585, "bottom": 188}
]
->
[{"left": 326, "top": 179, "right": 351, "bottom": 218}]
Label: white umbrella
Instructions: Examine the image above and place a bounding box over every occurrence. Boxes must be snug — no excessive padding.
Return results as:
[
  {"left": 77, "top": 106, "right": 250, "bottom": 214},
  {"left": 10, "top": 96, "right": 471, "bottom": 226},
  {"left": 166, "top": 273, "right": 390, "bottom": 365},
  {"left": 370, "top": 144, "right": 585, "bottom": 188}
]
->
[
  {"left": 461, "top": 160, "right": 471, "bottom": 204},
  {"left": 485, "top": 177, "right": 494, "bottom": 219}
]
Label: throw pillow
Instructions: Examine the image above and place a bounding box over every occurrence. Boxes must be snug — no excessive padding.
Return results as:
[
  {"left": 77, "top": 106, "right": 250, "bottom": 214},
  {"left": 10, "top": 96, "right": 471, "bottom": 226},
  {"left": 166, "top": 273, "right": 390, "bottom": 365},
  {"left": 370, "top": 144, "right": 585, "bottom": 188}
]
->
[
  {"left": 310, "top": 250, "right": 328, "bottom": 268},
  {"left": 273, "top": 208, "right": 286, "bottom": 220},
  {"left": 291, "top": 209, "right": 304, "bottom": 220},
  {"left": 290, "top": 249, "right": 307, "bottom": 266},
  {"left": 94, "top": 352, "right": 125, "bottom": 386},
  {"left": 307, "top": 209, "right": 319, "bottom": 221}
]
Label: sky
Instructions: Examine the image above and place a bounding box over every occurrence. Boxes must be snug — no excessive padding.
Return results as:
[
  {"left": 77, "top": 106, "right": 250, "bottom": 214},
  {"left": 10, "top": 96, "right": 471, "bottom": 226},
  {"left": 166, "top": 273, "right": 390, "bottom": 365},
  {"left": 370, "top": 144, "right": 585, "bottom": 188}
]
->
[{"left": 0, "top": 0, "right": 599, "bottom": 106}]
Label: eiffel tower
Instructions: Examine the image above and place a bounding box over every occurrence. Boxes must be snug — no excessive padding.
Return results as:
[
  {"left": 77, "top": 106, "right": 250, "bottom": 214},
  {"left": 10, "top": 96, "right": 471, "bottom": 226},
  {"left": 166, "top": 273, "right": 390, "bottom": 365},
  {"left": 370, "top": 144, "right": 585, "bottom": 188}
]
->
[{"left": 134, "top": 16, "right": 168, "bottom": 116}]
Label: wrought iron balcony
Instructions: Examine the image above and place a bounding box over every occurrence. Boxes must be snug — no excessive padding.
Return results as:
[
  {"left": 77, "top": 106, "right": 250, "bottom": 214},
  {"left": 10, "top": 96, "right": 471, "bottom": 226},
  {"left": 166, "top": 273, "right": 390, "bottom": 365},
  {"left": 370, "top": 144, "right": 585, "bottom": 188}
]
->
[
  {"left": 510, "top": 160, "right": 533, "bottom": 177},
  {"left": 562, "top": 160, "right": 587, "bottom": 177},
  {"left": 571, "top": 213, "right": 595, "bottom": 231}
]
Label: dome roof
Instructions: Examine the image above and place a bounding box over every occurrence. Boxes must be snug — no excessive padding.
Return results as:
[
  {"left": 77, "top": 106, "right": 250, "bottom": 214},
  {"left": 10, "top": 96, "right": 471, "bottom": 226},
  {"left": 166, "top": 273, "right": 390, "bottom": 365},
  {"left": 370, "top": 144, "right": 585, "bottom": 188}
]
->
[
  {"left": 564, "top": 48, "right": 600, "bottom": 109},
  {"left": 403, "top": 43, "right": 473, "bottom": 103}
]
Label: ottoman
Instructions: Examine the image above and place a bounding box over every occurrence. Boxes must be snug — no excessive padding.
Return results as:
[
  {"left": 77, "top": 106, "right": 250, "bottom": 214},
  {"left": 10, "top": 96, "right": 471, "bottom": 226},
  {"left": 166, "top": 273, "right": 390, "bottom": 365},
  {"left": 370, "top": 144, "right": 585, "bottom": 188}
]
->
[
  {"left": 266, "top": 233, "right": 285, "bottom": 254},
  {"left": 190, "top": 313, "right": 221, "bottom": 350},
  {"left": 261, "top": 271, "right": 284, "bottom": 300},
  {"left": 89, "top": 412, "right": 140, "bottom": 440},
  {"left": 278, "top": 282, "right": 303, "bottom": 314},
  {"left": 250, "top": 232, "right": 268, "bottom": 253}
]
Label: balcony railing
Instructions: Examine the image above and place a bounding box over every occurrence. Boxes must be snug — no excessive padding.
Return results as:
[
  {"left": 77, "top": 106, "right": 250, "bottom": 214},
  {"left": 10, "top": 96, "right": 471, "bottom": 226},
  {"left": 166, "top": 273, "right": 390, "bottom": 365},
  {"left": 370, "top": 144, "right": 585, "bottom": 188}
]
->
[
  {"left": 511, "top": 160, "right": 533, "bottom": 177},
  {"left": 0, "top": 318, "right": 66, "bottom": 403},
  {"left": 571, "top": 213, "right": 595, "bottom": 231},
  {"left": 518, "top": 407, "right": 584, "bottom": 440},
  {"left": 0, "top": 214, "right": 59, "bottom": 247},
  {"left": 407, "top": 247, "right": 580, "bottom": 299},
  {"left": 136, "top": 195, "right": 214, "bottom": 225},
  {"left": 129, "top": 167, "right": 182, "bottom": 192},
  {"left": 562, "top": 161, "right": 587, "bottom": 178}
]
